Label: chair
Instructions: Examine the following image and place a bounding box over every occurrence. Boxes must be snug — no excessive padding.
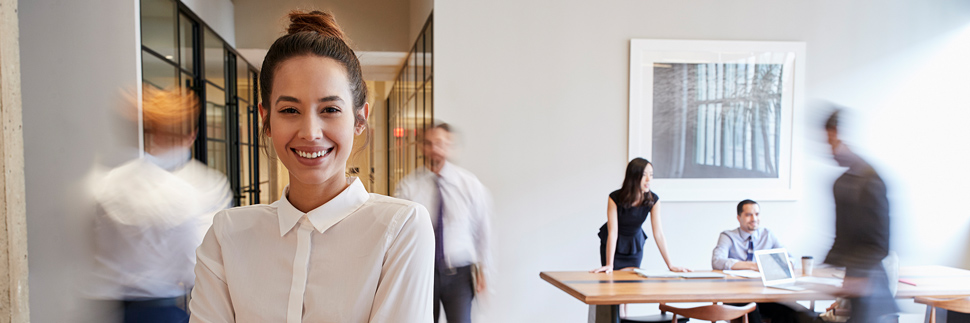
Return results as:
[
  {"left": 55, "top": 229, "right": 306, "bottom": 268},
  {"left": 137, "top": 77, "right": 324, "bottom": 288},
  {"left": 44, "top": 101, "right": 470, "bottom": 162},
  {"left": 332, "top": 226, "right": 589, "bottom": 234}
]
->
[
  {"left": 620, "top": 311, "right": 688, "bottom": 323},
  {"left": 914, "top": 296, "right": 970, "bottom": 323},
  {"left": 657, "top": 302, "right": 756, "bottom": 323}
]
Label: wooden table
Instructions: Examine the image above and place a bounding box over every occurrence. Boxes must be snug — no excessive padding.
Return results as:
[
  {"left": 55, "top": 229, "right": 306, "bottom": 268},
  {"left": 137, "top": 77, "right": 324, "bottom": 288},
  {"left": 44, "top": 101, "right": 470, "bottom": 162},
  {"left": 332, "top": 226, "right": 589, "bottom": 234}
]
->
[{"left": 540, "top": 266, "right": 970, "bottom": 323}]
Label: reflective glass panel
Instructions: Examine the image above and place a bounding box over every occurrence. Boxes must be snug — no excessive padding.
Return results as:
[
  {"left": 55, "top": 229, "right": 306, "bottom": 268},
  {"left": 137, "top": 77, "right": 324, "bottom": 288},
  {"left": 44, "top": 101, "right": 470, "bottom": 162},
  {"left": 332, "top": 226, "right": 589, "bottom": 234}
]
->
[
  {"left": 204, "top": 27, "right": 225, "bottom": 88},
  {"left": 206, "top": 83, "right": 226, "bottom": 140},
  {"left": 240, "top": 143, "right": 251, "bottom": 202},
  {"left": 259, "top": 182, "right": 270, "bottom": 205},
  {"left": 237, "top": 60, "right": 250, "bottom": 102},
  {"left": 178, "top": 13, "right": 194, "bottom": 71},
  {"left": 238, "top": 102, "right": 251, "bottom": 144},
  {"left": 141, "top": 0, "right": 176, "bottom": 61},
  {"left": 207, "top": 139, "right": 227, "bottom": 174},
  {"left": 142, "top": 50, "right": 177, "bottom": 90}
]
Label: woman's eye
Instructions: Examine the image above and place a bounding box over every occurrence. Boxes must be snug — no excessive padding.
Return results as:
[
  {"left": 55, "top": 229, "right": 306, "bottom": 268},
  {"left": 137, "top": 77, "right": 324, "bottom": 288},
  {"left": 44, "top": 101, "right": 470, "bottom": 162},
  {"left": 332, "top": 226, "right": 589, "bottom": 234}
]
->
[
  {"left": 279, "top": 107, "right": 299, "bottom": 114},
  {"left": 322, "top": 107, "right": 341, "bottom": 113}
]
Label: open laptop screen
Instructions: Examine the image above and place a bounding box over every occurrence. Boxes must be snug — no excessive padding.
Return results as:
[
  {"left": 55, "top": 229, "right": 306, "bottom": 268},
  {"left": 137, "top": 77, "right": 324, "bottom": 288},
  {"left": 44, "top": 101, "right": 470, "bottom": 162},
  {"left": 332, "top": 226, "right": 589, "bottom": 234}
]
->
[{"left": 755, "top": 248, "right": 794, "bottom": 284}]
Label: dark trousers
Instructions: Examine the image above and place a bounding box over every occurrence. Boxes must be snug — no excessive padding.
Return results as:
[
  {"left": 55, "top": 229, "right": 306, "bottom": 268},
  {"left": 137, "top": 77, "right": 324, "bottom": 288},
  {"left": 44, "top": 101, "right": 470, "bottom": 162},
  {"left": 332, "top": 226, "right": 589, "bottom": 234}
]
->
[
  {"left": 434, "top": 265, "right": 474, "bottom": 323},
  {"left": 122, "top": 298, "right": 188, "bottom": 323}
]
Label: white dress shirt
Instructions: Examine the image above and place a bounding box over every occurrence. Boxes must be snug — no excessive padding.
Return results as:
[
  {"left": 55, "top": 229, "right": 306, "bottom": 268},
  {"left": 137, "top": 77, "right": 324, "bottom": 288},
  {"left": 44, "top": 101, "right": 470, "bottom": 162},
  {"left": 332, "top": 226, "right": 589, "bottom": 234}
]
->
[
  {"left": 90, "top": 153, "right": 231, "bottom": 300},
  {"left": 189, "top": 177, "right": 434, "bottom": 323},
  {"left": 394, "top": 162, "right": 492, "bottom": 272},
  {"left": 711, "top": 227, "right": 785, "bottom": 270}
]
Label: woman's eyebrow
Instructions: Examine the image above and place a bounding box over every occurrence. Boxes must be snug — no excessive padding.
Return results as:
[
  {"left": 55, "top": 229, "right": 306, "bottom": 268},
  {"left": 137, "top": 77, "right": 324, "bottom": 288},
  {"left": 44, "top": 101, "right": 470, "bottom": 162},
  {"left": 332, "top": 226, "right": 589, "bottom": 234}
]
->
[
  {"left": 275, "top": 95, "right": 300, "bottom": 104},
  {"left": 275, "top": 95, "right": 344, "bottom": 104},
  {"left": 319, "top": 96, "right": 343, "bottom": 103}
]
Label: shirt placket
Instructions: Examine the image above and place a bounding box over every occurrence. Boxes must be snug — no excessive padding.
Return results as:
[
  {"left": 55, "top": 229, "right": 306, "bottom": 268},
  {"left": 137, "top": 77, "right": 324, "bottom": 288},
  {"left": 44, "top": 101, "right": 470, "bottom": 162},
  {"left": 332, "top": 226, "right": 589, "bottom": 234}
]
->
[{"left": 286, "top": 217, "right": 313, "bottom": 323}]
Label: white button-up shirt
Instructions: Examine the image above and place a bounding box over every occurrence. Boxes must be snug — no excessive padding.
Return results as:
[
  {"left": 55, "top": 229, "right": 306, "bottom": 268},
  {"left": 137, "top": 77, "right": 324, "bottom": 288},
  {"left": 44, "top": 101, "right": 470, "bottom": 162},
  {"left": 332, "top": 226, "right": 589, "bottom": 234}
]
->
[
  {"left": 711, "top": 227, "right": 785, "bottom": 270},
  {"left": 394, "top": 162, "right": 492, "bottom": 272},
  {"left": 90, "top": 155, "right": 232, "bottom": 300},
  {"left": 190, "top": 177, "right": 434, "bottom": 323}
]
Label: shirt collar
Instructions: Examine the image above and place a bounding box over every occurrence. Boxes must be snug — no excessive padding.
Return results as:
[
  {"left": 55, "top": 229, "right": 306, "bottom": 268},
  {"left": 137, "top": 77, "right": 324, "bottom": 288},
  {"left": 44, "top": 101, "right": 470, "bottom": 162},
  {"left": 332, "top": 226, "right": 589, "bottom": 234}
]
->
[
  {"left": 738, "top": 227, "right": 760, "bottom": 241},
  {"left": 436, "top": 161, "right": 458, "bottom": 184},
  {"left": 275, "top": 177, "right": 370, "bottom": 236},
  {"left": 144, "top": 148, "right": 191, "bottom": 171}
]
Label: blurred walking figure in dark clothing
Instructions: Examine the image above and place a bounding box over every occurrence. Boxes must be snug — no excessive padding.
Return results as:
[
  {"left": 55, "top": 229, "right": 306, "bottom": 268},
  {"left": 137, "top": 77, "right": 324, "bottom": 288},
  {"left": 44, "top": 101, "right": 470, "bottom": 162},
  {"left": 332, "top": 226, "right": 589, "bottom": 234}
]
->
[{"left": 823, "top": 109, "right": 898, "bottom": 323}]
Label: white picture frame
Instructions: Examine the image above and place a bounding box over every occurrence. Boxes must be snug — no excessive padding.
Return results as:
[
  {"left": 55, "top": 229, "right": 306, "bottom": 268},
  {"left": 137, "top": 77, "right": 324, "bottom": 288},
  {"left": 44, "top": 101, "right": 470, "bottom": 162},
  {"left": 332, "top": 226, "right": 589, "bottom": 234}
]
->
[{"left": 629, "top": 39, "right": 805, "bottom": 201}]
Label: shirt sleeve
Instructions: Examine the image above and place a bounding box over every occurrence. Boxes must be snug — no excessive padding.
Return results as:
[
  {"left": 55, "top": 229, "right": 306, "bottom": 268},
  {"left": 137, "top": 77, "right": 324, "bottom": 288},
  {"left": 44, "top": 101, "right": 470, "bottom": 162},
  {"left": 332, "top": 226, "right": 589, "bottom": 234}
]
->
[
  {"left": 189, "top": 211, "right": 235, "bottom": 323},
  {"left": 712, "top": 232, "right": 738, "bottom": 270},
  {"left": 369, "top": 204, "right": 435, "bottom": 323},
  {"left": 472, "top": 182, "right": 493, "bottom": 272}
]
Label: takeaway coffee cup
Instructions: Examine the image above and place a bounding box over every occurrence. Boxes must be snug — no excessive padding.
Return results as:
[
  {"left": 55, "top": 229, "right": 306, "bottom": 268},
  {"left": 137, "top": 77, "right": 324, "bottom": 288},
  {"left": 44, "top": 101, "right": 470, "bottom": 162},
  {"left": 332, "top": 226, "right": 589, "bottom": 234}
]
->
[{"left": 802, "top": 256, "right": 814, "bottom": 276}]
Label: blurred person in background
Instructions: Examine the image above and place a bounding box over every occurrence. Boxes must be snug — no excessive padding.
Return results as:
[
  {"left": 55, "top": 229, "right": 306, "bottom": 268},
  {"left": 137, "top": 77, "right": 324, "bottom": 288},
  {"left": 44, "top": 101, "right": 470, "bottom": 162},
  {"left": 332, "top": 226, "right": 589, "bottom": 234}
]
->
[
  {"left": 189, "top": 10, "right": 434, "bottom": 322},
  {"left": 823, "top": 109, "right": 898, "bottom": 323},
  {"left": 90, "top": 86, "right": 232, "bottom": 323},
  {"left": 395, "top": 122, "right": 493, "bottom": 323}
]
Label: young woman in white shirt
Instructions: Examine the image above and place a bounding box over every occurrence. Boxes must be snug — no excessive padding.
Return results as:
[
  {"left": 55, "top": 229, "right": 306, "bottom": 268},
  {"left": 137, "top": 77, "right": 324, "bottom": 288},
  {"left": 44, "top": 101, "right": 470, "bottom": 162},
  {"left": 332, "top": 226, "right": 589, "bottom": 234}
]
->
[{"left": 189, "top": 11, "right": 434, "bottom": 323}]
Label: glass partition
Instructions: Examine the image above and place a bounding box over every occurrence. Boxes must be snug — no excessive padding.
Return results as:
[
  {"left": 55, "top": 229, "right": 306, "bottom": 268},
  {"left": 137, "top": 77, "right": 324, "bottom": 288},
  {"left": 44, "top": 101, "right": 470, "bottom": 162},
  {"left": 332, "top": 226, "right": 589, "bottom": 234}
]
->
[
  {"left": 387, "top": 15, "right": 433, "bottom": 191},
  {"left": 140, "top": 1, "right": 266, "bottom": 206}
]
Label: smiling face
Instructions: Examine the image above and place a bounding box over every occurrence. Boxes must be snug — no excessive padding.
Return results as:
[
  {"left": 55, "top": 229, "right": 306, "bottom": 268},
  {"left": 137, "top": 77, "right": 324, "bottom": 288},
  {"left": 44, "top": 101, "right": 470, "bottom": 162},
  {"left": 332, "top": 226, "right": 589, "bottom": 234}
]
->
[
  {"left": 640, "top": 163, "right": 654, "bottom": 193},
  {"left": 737, "top": 203, "right": 761, "bottom": 233},
  {"left": 259, "top": 55, "right": 366, "bottom": 189}
]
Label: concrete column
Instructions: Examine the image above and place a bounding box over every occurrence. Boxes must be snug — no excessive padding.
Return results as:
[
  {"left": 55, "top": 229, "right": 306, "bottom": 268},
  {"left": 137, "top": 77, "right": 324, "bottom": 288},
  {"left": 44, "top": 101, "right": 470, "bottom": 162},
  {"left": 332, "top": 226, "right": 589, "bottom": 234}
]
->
[{"left": 0, "top": 0, "right": 30, "bottom": 321}]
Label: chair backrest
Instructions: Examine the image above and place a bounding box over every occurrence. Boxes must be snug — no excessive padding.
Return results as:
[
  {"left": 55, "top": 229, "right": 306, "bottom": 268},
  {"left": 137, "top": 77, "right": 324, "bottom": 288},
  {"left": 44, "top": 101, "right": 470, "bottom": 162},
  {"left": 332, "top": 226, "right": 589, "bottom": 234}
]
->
[
  {"left": 915, "top": 297, "right": 970, "bottom": 314},
  {"left": 658, "top": 302, "right": 757, "bottom": 322}
]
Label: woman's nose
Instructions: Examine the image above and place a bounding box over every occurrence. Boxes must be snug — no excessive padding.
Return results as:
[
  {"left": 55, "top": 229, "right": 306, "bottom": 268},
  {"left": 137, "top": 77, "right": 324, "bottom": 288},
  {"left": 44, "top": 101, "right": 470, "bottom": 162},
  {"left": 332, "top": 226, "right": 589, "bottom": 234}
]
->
[{"left": 298, "top": 116, "right": 323, "bottom": 140}]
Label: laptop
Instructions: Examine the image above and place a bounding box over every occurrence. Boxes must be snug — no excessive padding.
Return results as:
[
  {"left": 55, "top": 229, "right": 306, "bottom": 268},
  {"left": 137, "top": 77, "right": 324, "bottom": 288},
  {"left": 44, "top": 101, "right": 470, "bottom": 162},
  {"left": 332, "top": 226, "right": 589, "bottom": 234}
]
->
[{"left": 754, "top": 248, "right": 806, "bottom": 291}]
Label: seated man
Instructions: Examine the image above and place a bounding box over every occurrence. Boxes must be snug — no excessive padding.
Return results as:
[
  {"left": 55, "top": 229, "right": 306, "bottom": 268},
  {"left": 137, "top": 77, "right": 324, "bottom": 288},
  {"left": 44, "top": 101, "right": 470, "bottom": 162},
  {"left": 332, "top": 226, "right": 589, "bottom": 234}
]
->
[{"left": 713, "top": 199, "right": 798, "bottom": 323}]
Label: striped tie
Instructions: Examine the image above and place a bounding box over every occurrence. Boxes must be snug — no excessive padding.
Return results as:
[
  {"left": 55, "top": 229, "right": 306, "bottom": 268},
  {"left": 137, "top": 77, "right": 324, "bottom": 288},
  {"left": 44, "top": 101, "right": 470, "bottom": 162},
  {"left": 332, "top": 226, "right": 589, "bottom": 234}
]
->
[
  {"left": 746, "top": 237, "right": 754, "bottom": 261},
  {"left": 434, "top": 177, "right": 446, "bottom": 271}
]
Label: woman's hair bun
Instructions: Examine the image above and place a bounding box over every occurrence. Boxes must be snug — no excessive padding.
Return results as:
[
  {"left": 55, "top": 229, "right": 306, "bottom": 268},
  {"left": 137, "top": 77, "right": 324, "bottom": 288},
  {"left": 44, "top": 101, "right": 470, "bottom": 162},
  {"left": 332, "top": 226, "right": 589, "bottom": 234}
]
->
[{"left": 286, "top": 10, "right": 347, "bottom": 42}]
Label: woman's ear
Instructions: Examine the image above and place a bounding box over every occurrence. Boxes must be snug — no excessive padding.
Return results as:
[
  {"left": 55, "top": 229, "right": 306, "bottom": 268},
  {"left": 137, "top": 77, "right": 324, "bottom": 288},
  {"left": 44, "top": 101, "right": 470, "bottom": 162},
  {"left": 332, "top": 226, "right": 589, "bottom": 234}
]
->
[
  {"left": 355, "top": 102, "right": 370, "bottom": 135},
  {"left": 258, "top": 102, "right": 271, "bottom": 137}
]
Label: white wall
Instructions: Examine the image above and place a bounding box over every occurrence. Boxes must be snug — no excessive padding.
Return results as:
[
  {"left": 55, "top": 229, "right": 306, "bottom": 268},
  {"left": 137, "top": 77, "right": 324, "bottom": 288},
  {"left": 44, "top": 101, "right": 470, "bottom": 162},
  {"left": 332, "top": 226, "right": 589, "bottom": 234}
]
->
[
  {"left": 233, "top": 0, "right": 410, "bottom": 52},
  {"left": 20, "top": 0, "right": 141, "bottom": 321},
  {"left": 183, "top": 0, "right": 236, "bottom": 47},
  {"left": 434, "top": 0, "right": 970, "bottom": 321}
]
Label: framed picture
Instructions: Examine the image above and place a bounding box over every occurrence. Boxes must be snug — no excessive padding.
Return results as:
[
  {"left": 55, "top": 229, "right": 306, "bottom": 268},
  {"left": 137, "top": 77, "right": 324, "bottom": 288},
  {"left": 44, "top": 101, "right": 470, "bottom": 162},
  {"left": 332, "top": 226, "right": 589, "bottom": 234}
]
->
[{"left": 628, "top": 39, "right": 806, "bottom": 201}]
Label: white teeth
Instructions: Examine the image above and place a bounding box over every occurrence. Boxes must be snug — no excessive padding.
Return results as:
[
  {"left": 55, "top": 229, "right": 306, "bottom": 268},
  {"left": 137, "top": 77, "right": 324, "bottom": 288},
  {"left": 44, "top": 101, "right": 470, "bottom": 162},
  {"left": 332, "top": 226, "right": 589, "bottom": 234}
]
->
[{"left": 295, "top": 149, "right": 327, "bottom": 159}]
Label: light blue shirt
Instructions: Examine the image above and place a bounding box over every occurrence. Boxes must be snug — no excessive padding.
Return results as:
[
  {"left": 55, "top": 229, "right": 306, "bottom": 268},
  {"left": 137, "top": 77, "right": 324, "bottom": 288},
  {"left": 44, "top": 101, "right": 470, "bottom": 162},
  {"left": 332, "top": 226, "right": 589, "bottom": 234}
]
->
[{"left": 711, "top": 227, "right": 784, "bottom": 270}]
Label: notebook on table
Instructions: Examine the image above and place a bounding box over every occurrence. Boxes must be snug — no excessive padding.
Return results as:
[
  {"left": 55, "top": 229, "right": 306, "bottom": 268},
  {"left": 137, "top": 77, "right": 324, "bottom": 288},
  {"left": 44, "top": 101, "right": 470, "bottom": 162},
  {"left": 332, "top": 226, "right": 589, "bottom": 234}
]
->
[{"left": 754, "top": 248, "right": 807, "bottom": 291}]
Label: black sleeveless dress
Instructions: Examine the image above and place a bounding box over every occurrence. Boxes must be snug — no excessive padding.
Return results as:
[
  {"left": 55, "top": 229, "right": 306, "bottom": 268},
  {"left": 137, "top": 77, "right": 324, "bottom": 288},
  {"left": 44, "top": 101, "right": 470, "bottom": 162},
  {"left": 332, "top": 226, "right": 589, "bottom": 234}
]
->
[{"left": 598, "top": 190, "right": 658, "bottom": 269}]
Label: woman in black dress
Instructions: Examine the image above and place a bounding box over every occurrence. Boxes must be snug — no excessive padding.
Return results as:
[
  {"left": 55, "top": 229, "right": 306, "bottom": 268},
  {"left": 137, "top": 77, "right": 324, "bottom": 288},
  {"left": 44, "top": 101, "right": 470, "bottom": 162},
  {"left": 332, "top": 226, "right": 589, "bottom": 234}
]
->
[{"left": 591, "top": 158, "right": 690, "bottom": 273}]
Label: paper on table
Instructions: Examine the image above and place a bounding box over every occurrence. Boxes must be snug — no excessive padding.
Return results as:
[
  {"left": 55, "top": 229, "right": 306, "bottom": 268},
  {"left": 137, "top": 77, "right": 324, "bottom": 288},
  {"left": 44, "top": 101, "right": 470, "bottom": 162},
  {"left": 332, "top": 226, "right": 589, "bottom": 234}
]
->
[
  {"left": 679, "top": 272, "right": 726, "bottom": 278},
  {"left": 633, "top": 269, "right": 680, "bottom": 278},
  {"left": 723, "top": 270, "right": 762, "bottom": 278}
]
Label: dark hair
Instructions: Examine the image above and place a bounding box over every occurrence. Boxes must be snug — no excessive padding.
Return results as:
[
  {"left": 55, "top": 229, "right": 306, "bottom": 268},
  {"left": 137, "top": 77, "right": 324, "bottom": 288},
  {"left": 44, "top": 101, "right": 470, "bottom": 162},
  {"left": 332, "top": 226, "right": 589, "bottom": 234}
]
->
[
  {"left": 737, "top": 199, "right": 759, "bottom": 215},
  {"left": 617, "top": 158, "right": 654, "bottom": 208},
  {"left": 258, "top": 10, "right": 368, "bottom": 154},
  {"left": 825, "top": 109, "right": 840, "bottom": 131},
  {"left": 431, "top": 122, "right": 451, "bottom": 133}
]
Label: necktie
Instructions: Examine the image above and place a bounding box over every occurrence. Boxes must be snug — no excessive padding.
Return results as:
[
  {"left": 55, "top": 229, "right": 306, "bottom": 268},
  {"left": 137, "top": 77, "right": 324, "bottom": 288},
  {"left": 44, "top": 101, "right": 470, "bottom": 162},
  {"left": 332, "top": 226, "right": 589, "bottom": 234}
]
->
[
  {"left": 434, "top": 177, "right": 446, "bottom": 271},
  {"left": 746, "top": 236, "right": 754, "bottom": 261}
]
